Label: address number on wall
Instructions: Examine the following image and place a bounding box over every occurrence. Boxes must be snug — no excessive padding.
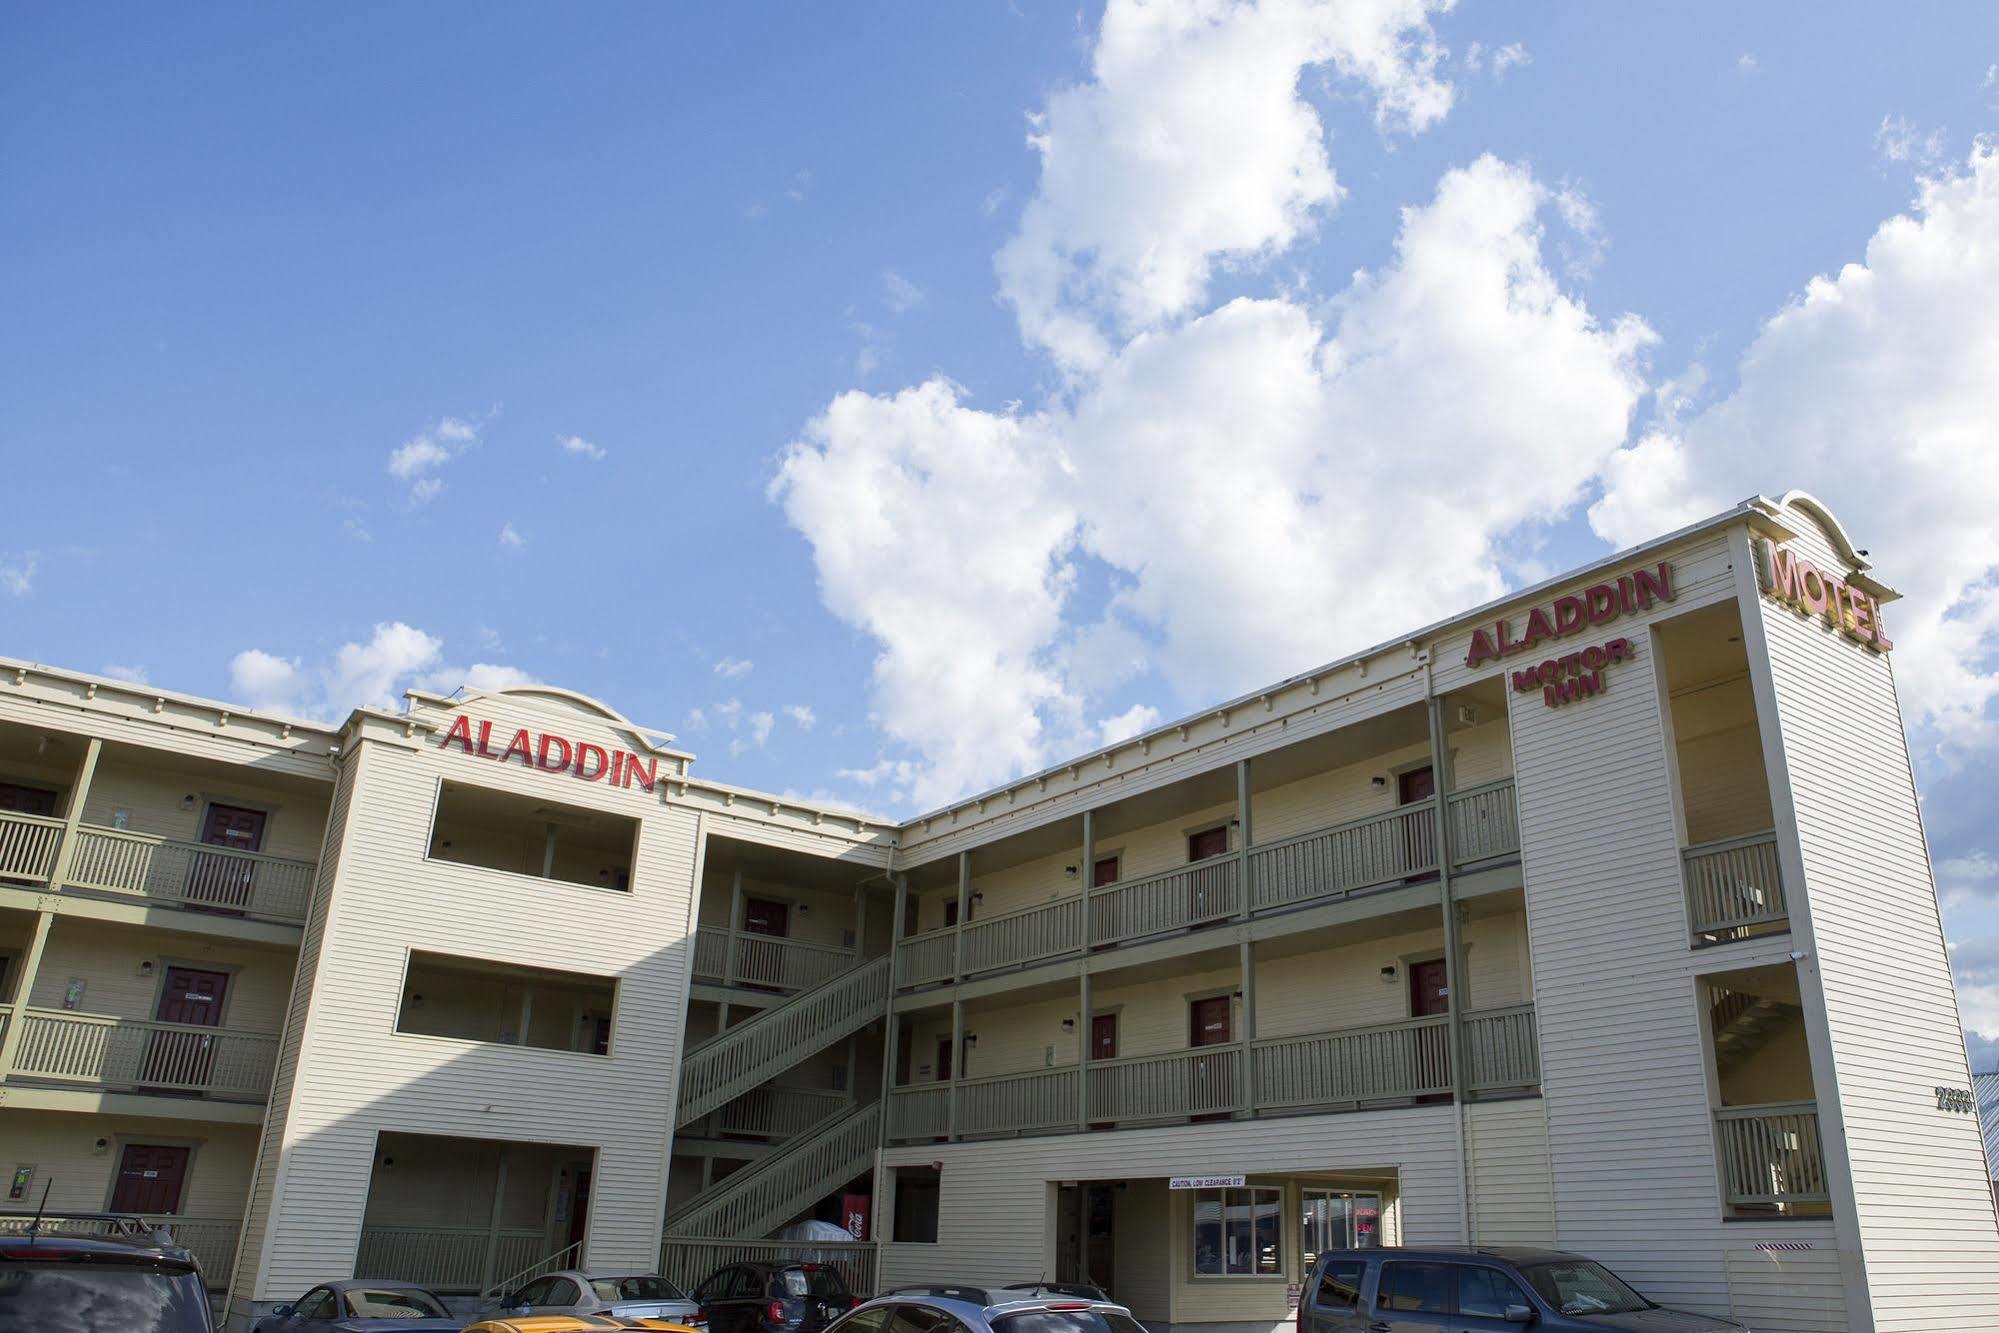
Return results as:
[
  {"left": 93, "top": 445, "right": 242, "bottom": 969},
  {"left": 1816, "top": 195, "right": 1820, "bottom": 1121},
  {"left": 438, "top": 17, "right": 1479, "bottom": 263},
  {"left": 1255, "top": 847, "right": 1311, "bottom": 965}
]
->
[{"left": 1936, "top": 1085, "right": 1975, "bottom": 1114}]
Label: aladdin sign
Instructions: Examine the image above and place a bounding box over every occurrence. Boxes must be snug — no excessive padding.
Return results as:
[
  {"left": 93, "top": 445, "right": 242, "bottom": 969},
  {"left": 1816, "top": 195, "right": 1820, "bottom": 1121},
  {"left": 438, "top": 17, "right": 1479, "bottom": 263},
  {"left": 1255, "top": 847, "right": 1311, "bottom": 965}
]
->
[
  {"left": 436, "top": 715, "right": 661, "bottom": 791},
  {"left": 1465, "top": 562, "right": 1675, "bottom": 669},
  {"left": 1755, "top": 538, "right": 1893, "bottom": 652}
]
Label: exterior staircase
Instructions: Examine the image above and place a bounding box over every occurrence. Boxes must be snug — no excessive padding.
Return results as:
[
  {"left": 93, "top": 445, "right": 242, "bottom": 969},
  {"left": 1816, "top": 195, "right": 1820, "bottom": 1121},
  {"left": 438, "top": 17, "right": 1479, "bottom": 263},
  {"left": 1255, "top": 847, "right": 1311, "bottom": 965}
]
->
[
  {"left": 1710, "top": 987, "right": 1800, "bottom": 1076},
  {"left": 677, "top": 956, "right": 890, "bottom": 1124},
  {"left": 664, "top": 1101, "right": 882, "bottom": 1239}
]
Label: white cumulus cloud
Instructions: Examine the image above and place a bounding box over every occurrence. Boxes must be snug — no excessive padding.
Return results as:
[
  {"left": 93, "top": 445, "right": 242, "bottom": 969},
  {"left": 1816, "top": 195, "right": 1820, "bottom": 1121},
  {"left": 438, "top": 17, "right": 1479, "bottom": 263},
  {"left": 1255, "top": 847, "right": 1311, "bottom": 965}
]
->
[
  {"left": 714, "top": 656, "right": 754, "bottom": 678},
  {"left": 0, "top": 552, "right": 36, "bottom": 597},
  {"left": 228, "top": 623, "right": 537, "bottom": 720},
  {"left": 557, "top": 434, "right": 607, "bottom": 461},
  {"left": 388, "top": 417, "right": 479, "bottom": 504}
]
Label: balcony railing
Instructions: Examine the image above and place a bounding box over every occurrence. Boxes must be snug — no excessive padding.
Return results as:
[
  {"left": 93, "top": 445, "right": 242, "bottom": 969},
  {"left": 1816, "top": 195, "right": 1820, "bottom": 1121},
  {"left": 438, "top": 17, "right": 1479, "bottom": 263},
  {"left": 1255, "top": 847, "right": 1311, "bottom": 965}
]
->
[
  {"left": 691, "top": 926, "right": 856, "bottom": 992},
  {"left": 0, "top": 1213, "right": 241, "bottom": 1287},
  {"left": 0, "top": 811, "right": 317, "bottom": 927},
  {"left": 355, "top": 1225, "right": 549, "bottom": 1293},
  {"left": 893, "top": 780, "right": 1521, "bottom": 989},
  {"left": 659, "top": 1237, "right": 878, "bottom": 1300},
  {"left": 886, "top": 1005, "right": 1538, "bottom": 1142},
  {"left": 1683, "top": 831, "right": 1787, "bottom": 944},
  {"left": 7, "top": 1009, "right": 279, "bottom": 1101},
  {"left": 1715, "top": 1101, "right": 1828, "bottom": 1208}
]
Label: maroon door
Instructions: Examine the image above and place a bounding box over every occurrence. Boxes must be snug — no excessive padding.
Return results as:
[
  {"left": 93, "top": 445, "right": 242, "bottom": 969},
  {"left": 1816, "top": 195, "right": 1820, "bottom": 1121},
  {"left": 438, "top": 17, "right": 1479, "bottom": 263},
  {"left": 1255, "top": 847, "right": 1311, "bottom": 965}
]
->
[
  {"left": 0, "top": 783, "right": 59, "bottom": 816},
  {"left": 1187, "top": 827, "right": 1229, "bottom": 922},
  {"left": 1090, "top": 1013, "right": 1119, "bottom": 1060},
  {"left": 1092, "top": 856, "right": 1120, "bottom": 888},
  {"left": 109, "top": 1144, "right": 189, "bottom": 1215},
  {"left": 1187, "top": 827, "right": 1229, "bottom": 862},
  {"left": 742, "top": 898, "right": 790, "bottom": 937},
  {"left": 189, "top": 804, "right": 267, "bottom": 913},
  {"left": 943, "top": 900, "right": 960, "bottom": 928},
  {"left": 1409, "top": 957, "right": 1451, "bottom": 1102},
  {"left": 1188, "top": 996, "right": 1233, "bottom": 1119},
  {"left": 1189, "top": 996, "right": 1232, "bottom": 1046},
  {"left": 145, "top": 967, "right": 228, "bottom": 1092},
  {"left": 935, "top": 1037, "right": 952, "bottom": 1082}
]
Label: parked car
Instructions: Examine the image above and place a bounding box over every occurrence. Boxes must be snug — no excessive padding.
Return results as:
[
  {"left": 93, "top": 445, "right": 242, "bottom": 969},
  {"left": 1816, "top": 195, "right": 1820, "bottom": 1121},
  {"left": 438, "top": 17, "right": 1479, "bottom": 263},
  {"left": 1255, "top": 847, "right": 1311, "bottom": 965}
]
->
[
  {"left": 833, "top": 1289, "right": 1142, "bottom": 1333},
  {"left": 694, "top": 1260, "right": 859, "bottom": 1333},
  {"left": 0, "top": 1222, "right": 214, "bottom": 1333},
  {"left": 254, "top": 1278, "right": 460, "bottom": 1332},
  {"left": 1297, "top": 1246, "right": 1749, "bottom": 1331},
  {"left": 484, "top": 1269, "right": 705, "bottom": 1323},
  {"left": 463, "top": 1318, "right": 702, "bottom": 1333}
]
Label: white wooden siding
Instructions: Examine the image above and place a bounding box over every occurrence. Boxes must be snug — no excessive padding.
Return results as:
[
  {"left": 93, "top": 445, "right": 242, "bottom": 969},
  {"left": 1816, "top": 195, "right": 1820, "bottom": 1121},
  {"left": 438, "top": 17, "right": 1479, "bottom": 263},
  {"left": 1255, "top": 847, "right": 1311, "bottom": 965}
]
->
[
  {"left": 1748, "top": 506, "right": 1999, "bottom": 1329},
  {"left": 1723, "top": 1248, "right": 1853, "bottom": 1333}
]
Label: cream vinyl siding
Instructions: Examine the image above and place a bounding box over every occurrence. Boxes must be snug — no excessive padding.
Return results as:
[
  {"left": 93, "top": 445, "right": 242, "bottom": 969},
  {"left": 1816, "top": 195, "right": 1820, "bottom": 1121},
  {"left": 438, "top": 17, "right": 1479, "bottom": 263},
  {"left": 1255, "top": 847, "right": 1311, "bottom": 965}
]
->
[
  {"left": 1748, "top": 508, "right": 1999, "bottom": 1328},
  {"left": 878, "top": 1105, "right": 1463, "bottom": 1296},
  {"left": 1668, "top": 674, "right": 1774, "bottom": 845},
  {"left": 1464, "top": 1098, "right": 1555, "bottom": 1244},
  {"left": 1476, "top": 533, "right": 1822, "bottom": 1317},
  {"left": 229, "top": 738, "right": 362, "bottom": 1314},
  {"left": 81, "top": 763, "right": 330, "bottom": 864},
  {"left": 237, "top": 702, "right": 703, "bottom": 1300},
  {"left": 26, "top": 922, "right": 295, "bottom": 1033},
  {"left": 1113, "top": 1179, "right": 1171, "bottom": 1319},
  {"left": 4, "top": 1109, "right": 260, "bottom": 1217},
  {"left": 1723, "top": 1248, "right": 1853, "bottom": 1333}
]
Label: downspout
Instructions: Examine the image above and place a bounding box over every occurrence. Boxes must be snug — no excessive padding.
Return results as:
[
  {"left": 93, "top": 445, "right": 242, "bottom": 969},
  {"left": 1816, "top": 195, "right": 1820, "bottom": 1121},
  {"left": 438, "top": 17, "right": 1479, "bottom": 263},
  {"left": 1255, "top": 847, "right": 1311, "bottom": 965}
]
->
[{"left": 1425, "top": 657, "right": 1477, "bottom": 1246}]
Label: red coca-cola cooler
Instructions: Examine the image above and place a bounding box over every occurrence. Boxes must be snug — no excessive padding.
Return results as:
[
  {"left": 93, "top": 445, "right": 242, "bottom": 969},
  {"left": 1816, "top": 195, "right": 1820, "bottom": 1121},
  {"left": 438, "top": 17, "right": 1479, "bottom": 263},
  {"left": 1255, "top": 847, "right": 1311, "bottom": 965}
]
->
[{"left": 842, "top": 1193, "right": 872, "bottom": 1241}]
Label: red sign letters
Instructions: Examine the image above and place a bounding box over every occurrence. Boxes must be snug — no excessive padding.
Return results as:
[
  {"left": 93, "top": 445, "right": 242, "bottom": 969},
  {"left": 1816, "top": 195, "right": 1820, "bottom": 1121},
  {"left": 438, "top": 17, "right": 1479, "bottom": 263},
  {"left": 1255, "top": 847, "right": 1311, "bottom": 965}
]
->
[
  {"left": 1465, "top": 562, "right": 1675, "bottom": 670},
  {"left": 1756, "top": 538, "right": 1893, "bottom": 652},
  {"left": 436, "top": 715, "right": 659, "bottom": 791},
  {"left": 1511, "top": 637, "right": 1637, "bottom": 708}
]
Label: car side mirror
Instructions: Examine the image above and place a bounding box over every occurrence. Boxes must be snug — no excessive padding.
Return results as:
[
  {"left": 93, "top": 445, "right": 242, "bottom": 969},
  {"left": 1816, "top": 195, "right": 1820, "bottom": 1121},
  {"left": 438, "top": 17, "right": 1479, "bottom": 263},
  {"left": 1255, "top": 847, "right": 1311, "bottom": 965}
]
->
[
  {"left": 272, "top": 1306, "right": 294, "bottom": 1318},
  {"left": 1503, "top": 1305, "right": 1536, "bottom": 1325}
]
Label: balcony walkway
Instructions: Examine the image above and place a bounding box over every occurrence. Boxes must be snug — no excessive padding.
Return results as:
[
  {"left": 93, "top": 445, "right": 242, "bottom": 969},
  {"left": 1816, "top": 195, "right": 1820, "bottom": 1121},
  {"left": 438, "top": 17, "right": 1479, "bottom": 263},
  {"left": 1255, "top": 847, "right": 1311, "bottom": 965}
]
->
[{"left": 0, "top": 1003, "right": 278, "bottom": 1103}]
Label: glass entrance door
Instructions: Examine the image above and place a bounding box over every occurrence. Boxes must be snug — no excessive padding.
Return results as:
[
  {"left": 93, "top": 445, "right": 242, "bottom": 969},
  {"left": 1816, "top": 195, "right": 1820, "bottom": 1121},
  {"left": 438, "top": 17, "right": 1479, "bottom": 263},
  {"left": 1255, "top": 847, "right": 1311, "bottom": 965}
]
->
[{"left": 1300, "top": 1189, "right": 1384, "bottom": 1266}]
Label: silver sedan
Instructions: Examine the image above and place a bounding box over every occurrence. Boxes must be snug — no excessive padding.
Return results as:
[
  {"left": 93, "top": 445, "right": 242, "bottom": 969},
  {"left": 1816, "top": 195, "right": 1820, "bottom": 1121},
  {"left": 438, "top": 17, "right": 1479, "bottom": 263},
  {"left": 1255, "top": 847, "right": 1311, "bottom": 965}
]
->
[{"left": 481, "top": 1268, "right": 705, "bottom": 1323}]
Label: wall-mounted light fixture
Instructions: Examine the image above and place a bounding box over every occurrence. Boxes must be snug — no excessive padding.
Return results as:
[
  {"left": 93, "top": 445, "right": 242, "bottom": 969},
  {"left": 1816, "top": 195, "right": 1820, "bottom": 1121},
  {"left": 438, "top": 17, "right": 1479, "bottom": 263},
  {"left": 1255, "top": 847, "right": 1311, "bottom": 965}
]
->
[
  {"left": 180, "top": 794, "right": 198, "bottom": 810},
  {"left": 1371, "top": 775, "right": 1388, "bottom": 788},
  {"left": 1064, "top": 865, "right": 1079, "bottom": 877},
  {"left": 1456, "top": 704, "right": 1477, "bottom": 726},
  {"left": 971, "top": 891, "right": 984, "bottom": 904},
  {"left": 1380, "top": 965, "right": 1398, "bottom": 984},
  {"left": 1060, "top": 1017, "right": 1076, "bottom": 1032}
]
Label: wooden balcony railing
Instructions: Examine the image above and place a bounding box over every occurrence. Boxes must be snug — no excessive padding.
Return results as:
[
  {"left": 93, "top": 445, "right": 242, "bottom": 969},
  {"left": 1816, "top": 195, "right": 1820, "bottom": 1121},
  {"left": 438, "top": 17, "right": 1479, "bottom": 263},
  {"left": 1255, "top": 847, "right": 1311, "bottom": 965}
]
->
[
  {"left": 691, "top": 926, "right": 856, "bottom": 992},
  {"left": 0, "top": 1213, "right": 241, "bottom": 1288},
  {"left": 659, "top": 1237, "right": 878, "bottom": 1300},
  {"left": 1715, "top": 1101, "right": 1828, "bottom": 1208},
  {"left": 1683, "top": 831, "right": 1787, "bottom": 944},
  {"left": 893, "top": 781, "right": 1521, "bottom": 989},
  {"left": 685, "top": 1084, "right": 852, "bottom": 1139},
  {"left": 0, "top": 811, "right": 65, "bottom": 884},
  {"left": 355, "top": 1224, "right": 549, "bottom": 1293},
  {"left": 7, "top": 1009, "right": 279, "bottom": 1101},
  {"left": 886, "top": 1005, "right": 1538, "bottom": 1142}
]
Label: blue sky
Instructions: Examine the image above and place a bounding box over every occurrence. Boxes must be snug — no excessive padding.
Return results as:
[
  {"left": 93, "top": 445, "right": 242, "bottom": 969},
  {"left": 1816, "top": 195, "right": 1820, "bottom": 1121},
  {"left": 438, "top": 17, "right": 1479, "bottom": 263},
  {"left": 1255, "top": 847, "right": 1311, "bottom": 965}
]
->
[{"left": 7, "top": 3, "right": 1999, "bottom": 1055}]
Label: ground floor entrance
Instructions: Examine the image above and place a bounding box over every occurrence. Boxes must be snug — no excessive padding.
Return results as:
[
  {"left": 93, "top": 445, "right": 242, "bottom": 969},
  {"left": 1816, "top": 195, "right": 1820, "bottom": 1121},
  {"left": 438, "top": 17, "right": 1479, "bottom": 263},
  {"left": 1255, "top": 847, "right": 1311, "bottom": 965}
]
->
[{"left": 355, "top": 1131, "right": 595, "bottom": 1296}]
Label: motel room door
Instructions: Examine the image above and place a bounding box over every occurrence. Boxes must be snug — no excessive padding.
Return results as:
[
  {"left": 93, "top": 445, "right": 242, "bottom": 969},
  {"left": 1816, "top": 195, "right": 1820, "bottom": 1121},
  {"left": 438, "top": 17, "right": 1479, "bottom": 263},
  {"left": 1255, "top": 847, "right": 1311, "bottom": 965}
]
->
[
  {"left": 188, "top": 803, "right": 268, "bottom": 913},
  {"left": 144, "top": 967, "right": 228, "bottom": 1092},
  {"left": 1187, "top": 825, "right": 1230, "bottom": 923},
  {"left": 1398, "top": 766, "right": 1435, "bottom": 877},
  {"left": 1409, "top": 957, "right": 1451, "bottom": 1100},
  {"left": 109, "top": 1144, "right": 189, "bottom": 1215}
]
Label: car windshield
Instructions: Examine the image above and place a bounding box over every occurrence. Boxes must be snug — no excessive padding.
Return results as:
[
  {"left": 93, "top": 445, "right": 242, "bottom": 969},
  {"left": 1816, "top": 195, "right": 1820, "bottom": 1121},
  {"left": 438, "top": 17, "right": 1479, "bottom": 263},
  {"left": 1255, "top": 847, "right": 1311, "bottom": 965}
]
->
[
  {"left": 779, "top": 1269, "right": 851, "bottom": 1298},
  {"left": 348, "top": 1287, "right": 449, "bottom": 1317},
  {"left": 591, "top": 1276, "right": 688, "bottom": 1302},
  {"left": 1517, "top": 1260, "right": 1652, "bottom": 1317},
  {"left": 0, "top": 1261, "right": 213, "bottom": 1333},
  {"left": 993, "top": 1310, "right": 1147, "bottom": 1333}
]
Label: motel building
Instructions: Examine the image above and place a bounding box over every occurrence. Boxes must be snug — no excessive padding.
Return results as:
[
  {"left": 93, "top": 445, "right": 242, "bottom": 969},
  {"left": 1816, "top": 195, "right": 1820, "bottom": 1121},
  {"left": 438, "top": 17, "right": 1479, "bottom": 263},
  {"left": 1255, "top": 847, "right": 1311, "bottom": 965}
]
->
[{"left": 0, "top": 490, "right": 1994, "bottom": 1333}]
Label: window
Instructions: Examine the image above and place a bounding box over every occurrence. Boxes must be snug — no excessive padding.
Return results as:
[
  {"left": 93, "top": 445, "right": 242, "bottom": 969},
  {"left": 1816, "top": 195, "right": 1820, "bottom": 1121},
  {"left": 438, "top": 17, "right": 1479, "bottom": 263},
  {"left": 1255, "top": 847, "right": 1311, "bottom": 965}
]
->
[
  {"left": 397, "top": 950, "right": 617, "bottom": 1053},
  {"left": 893, "top": 1166, "right": 940, "bottom": 1243},
  {"left": 1516, "top": 1260, "right": 1650, "bottom": 1317},
  {"left": 294, "top": 1289, "right": 338, "bottom": 1321},
  {"left": 428, "top": 779, "right": 637, "bottom": 891},
  {"left": 546, "top": 1278, "right": 583, "bottom": 1306},
  {"left": 1455, "top": 1267, "right": 1530, "bottom": 1319},
  {"left": 993, "top": 1312, "right": 1149, "bottom": 1333},
  {"left": 887, "top": 1305, "right": 967, "bottom": 1333},
  {"left": 1191, "top": 1187, "right": 1281, "bottom": 1276},
  {"left": 1301, "top": 1189, "right": 1383, "bottom": 1262},
  {"left": 837, "top": 1309, "right": 892, "bottom": 1333},
  {"left": 1376, "top": 1263, "right": 1450, "bottom": 1314},
  {"left": 0, "top": 1262, "right": 212, "bottom": 1333},
  {"left": 779, "top": 1269, "right": 852, "bottom": 1298},
  {"left": 348, "top": 1288, "right": 450, "bottom": 1318},
  {"left": 1310, "top": 1261, "right": 1365, "bottom": 1312},
  {"left": 512, "top": 1277, "right": 556, "bottom": 1306},
  {"left": 592, "top": 1277, "right": 688, "bottom": 1303}
]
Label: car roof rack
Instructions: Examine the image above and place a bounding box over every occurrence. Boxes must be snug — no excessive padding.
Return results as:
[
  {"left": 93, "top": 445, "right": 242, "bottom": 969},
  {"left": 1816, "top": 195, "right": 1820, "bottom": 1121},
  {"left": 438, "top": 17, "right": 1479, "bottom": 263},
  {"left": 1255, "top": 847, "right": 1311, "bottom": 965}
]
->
[{"left": 885, "top": 1285, "right": 995, "bottom": 1305}]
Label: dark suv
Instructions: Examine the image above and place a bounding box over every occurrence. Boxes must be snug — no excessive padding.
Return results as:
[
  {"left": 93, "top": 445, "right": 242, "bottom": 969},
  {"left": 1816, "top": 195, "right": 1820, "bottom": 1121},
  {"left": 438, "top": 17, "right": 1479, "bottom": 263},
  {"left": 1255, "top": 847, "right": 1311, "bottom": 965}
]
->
[
  {"left": 0, "top": 1223, "right": 215, "bottom": 1332},
  {"left": 1298, "top": 1247, "right": 1747, "bottom": 1331},
  {"left": 695, "top": 1261, "right": 859, "bottom": 1333}
]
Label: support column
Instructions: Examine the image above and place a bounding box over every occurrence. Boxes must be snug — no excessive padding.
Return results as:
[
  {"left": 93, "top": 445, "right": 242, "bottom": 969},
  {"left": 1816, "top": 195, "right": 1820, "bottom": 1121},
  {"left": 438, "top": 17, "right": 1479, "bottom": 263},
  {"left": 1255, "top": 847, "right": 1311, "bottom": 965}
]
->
[
  {"left": 0, "top": 910, "right": 56, "bottom": 1081},
  {"left": 1239, "top": 940, "right": 1257, "bottom": 1116},
  {"left": 481, "top": 1146, "right": 512, "bottom": 1289},
  {"left": 953, "top": 852, "right": 971, "bottom": 982},
  {"left": 724, "top": 866, "right": 744, "bottom": 986},
  {"left": 1076, "top": 970, "right": 1093, "bottom": 1132},
  {"left": 1235, "top": 758, "right": 1253, "bottom": 920},
  {"left": 877, "top": 874, "right": 908, "bottom": 1152},
  {"left": 1079, "top": 810, "right": 1095, "bottom": 952},
  {"left": 853, "top": 883, "right": 867, "bottom": 957},
  {"left": 1, "top": 738, "right": 99, "bottom": 1082},
  {"left": 947, "top": 999, "right": 965, "bottom": 1141},
  {"left": 1426, "top": 692, "right": 1475, "bottom": 1246}
]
